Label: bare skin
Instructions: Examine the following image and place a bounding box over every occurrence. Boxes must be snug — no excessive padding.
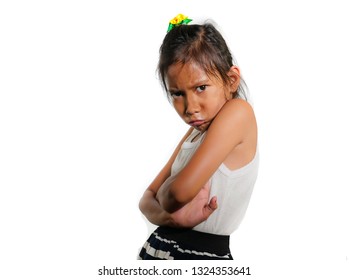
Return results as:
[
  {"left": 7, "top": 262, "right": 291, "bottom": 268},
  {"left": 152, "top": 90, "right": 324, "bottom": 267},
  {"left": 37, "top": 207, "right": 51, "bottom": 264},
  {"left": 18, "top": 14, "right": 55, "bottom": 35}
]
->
[{"left": 139, "top": 61, "right": 257, "bottom": 227}]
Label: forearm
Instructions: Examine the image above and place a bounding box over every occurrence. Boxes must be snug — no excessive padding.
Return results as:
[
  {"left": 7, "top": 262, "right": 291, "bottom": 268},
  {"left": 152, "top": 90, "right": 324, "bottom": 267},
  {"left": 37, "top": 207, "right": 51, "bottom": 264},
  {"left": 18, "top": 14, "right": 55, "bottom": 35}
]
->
[
  {"left": 140, "top": 182, "right": 216, "bottom": 229},
  {"left": 139, "top": 189, "right": 175, "bottom": 226}
]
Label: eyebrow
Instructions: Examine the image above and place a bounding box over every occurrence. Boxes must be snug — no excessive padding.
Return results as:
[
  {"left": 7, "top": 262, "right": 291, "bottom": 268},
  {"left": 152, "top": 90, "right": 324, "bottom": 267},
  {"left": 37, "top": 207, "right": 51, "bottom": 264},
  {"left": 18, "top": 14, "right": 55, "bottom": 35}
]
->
[
  {"left": 190, "top": 78, "right": 210, "bottom": 88},
  {"left": 168, "top": 78, "right": 211, "bottom": 92}
]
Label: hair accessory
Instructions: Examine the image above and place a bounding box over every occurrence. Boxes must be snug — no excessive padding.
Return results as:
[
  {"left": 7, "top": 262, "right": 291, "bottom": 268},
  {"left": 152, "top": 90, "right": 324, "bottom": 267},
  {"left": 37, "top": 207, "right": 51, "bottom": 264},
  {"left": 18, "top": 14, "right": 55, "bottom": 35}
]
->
[{"left": 167, "top": 14, "right": 192, "bottom": 32}]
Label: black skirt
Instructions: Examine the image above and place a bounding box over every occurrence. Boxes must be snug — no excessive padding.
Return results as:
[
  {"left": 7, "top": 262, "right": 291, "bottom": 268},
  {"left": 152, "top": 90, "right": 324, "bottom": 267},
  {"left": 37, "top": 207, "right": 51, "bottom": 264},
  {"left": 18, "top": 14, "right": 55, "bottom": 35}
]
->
[{"left": 138, "top": 226, "right": 233, "bottom": 260}]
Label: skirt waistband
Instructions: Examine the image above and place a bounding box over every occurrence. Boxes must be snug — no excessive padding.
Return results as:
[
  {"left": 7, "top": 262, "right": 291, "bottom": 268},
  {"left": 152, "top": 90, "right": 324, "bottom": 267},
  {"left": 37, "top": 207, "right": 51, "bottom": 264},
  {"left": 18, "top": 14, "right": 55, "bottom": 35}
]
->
[{"left": 155, "top": 226, "right": 230, "bottom": 255}]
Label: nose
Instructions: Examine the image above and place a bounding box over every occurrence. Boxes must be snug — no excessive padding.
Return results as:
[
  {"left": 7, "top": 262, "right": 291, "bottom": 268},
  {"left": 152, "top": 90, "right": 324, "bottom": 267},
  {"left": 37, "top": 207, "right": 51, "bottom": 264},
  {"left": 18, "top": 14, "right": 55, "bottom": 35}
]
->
[{"left": 185, "top": 94, "right": 200, "bottom": 116}]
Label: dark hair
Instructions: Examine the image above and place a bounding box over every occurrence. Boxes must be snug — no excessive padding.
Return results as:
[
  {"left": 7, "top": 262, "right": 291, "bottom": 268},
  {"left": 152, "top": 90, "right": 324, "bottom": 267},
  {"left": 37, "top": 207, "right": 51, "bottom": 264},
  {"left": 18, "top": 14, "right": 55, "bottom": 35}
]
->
[{"left": 157, "top": 23, "right": 248, "bottom": 100}]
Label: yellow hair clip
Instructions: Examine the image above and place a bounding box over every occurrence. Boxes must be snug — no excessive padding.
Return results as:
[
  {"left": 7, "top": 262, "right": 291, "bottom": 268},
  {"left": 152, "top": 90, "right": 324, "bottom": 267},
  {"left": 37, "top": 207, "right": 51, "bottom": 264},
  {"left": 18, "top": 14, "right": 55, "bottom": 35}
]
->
[{"left": 167, "top": 14, "right": 192, "bottom": 32}]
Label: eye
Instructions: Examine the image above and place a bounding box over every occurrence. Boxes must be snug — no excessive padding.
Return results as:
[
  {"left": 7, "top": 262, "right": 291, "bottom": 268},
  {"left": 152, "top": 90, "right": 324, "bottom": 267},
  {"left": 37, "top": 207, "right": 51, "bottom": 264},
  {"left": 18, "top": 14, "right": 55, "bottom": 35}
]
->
[
  {"left": 170, "top": 91, "right": 184, "bottom": 99},
  {"left": 197, "top": 85, "right": 207, "bottom": 93}
]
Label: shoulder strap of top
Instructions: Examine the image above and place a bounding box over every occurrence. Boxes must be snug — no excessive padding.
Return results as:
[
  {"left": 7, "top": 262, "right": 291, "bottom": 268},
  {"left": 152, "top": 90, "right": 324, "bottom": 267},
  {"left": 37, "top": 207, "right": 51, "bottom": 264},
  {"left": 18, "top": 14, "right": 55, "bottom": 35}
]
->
[{"left": 186, "top": 129, "right": 206, "bottom": 143}]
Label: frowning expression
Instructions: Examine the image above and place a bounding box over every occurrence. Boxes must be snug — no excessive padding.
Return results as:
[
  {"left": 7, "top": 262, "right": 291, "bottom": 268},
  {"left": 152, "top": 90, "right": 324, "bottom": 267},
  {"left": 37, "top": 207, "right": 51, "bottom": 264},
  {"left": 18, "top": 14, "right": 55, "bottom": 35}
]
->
[{"left": 166, "top": 62, "right": 233, "bottom": 132}]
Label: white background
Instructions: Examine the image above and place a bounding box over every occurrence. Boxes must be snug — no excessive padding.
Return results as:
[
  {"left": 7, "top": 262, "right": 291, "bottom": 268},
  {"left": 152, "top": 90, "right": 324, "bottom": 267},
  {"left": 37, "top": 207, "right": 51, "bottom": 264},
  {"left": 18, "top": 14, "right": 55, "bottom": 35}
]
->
[{"left": 1, "top": 0, "right": 348, "bottom": 279}]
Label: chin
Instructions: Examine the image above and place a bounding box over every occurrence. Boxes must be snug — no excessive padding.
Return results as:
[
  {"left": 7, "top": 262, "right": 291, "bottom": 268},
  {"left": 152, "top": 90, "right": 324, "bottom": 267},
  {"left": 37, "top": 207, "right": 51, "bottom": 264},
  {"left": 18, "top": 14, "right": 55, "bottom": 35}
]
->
[{"left": 197, "top": 124, "right": 210, "bottom": 132}]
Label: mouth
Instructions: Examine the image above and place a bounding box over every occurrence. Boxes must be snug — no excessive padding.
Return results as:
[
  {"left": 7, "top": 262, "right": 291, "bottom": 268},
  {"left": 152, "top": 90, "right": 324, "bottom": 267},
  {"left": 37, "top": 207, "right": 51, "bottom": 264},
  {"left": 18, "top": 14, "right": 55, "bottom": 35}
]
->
[{"left": 189, "top": 120, "right": 206, "bottom": 127}]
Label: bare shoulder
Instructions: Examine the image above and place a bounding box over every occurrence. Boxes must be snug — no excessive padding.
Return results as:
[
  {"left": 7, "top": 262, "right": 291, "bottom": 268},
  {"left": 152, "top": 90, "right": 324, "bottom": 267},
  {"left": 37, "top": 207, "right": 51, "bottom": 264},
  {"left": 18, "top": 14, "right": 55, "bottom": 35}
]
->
[
  {"left": 209, "top": 100, "right": 257, "bottom": 169},
  {"left": 220, "top": 98, "right": 255, "bottom": 120},
  {"left": 210, "top": 98, "right": 256, "bottom": 133}
]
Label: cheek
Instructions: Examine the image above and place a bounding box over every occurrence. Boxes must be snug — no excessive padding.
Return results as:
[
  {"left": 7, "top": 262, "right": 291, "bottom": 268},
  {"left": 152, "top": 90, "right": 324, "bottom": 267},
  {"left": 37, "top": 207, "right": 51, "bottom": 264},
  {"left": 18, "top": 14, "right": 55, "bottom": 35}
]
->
[
  {"left": 223, "top": 87, "right": 232, "bottom": 101},
  {"left": 173, "top": 101, "right": 185, "bottom": 116},
  {"left": 214, "top": 94, "right": 228, "bottom": 108}
]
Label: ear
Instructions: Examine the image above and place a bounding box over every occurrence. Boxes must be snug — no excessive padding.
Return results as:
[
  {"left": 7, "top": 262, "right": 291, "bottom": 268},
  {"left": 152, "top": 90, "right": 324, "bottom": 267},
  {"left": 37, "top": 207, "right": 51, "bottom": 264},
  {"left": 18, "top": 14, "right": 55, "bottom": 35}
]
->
[{"left": 227, "top": 66, "right": 241, "bottom": 93}]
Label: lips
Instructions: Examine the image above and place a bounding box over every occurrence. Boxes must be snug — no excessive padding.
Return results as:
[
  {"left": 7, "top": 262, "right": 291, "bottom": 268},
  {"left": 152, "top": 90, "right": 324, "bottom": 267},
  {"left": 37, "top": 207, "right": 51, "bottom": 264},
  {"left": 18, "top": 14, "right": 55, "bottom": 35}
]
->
[{"left": 189, "top": 120, "right": 205, "bottom": 127}]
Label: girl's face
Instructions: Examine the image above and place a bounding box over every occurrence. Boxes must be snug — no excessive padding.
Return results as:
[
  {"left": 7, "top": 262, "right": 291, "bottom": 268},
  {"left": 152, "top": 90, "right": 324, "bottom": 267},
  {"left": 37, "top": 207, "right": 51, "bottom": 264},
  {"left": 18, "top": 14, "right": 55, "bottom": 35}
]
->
[{"left": 166, "top": 62, "right": 240, "bottom": 132}]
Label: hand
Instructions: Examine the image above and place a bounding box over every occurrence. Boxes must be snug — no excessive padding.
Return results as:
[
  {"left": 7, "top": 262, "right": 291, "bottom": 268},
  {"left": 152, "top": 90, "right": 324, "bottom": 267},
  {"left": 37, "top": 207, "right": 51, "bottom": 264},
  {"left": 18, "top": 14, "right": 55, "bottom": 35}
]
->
[{"left": 169, "top": 181, "right": 218, "bottom": 228}]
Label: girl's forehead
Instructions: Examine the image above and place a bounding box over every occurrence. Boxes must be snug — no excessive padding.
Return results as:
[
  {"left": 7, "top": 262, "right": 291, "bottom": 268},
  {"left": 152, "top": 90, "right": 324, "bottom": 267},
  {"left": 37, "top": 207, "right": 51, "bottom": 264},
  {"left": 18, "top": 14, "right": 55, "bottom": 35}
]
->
[
  {"left": 166, "top": 61, "right": 224, "bottom": 90},
  {"left": 166, "top": 62, "right": 210, "bottom": 86},
  {"left": 168, "top": 61, "right": 202, "bottom": 74}
]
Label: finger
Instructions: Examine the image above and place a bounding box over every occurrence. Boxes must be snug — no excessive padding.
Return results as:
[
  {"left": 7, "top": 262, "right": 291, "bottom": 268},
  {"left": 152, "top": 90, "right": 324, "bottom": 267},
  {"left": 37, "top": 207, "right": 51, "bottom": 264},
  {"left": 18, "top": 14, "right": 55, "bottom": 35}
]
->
[
  {"left": 202, "top": 196, "right": 218, "bottom": 219},
  {"left": 208, "top": 196, "right": 218, "bottom": 210}
]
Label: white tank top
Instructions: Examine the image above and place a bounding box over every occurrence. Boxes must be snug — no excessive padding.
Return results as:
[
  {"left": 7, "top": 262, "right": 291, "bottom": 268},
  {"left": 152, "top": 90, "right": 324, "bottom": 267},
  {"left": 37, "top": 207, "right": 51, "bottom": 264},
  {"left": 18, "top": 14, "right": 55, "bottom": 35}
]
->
[{"left": 171, "top": 129, "right": 259, "bottom": 235}]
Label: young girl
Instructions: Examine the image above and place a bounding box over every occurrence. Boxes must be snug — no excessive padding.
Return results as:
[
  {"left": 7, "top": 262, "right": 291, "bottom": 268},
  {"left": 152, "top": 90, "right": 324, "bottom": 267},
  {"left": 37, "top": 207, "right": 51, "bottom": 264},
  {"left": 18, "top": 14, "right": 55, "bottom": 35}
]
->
[{"left": 138, "top": 14, "right": 259, "bottom": 260}]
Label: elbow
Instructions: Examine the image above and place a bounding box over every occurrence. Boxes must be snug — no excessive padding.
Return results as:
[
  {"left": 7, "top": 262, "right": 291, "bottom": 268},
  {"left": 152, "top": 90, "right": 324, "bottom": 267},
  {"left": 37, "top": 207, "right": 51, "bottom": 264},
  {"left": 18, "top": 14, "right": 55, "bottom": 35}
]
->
[
  {"left": 171, "top": 180, "right": 196, "bottom": 205},
  {"left": 138, "top": 198, "right": 145, "bottom": 214},
  {"left": 162, "top": 188, "right": 191, "bottom": 213},
  {"left": 173, "top": 189, "right": 192, "bottom": 205},
  {"left": 157, "top": 178, "right": 195, "bottom": 213},
  {"left": 138, "top": 190, "right": 153, "bottom": 215}
]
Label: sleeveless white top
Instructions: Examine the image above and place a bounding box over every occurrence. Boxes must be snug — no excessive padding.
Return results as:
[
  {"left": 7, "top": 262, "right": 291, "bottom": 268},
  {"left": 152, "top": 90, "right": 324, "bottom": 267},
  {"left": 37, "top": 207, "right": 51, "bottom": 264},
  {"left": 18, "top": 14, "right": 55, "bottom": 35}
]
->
[{"left": 171, "top": 129, "right": 259, "bottom": 235}]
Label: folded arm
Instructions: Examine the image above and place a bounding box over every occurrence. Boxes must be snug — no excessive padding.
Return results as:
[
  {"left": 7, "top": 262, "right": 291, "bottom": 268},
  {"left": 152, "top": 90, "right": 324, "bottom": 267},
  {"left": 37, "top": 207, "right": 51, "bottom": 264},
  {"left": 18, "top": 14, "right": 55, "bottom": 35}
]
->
[
  {"left": 138, "top": 128, "right": 193, "bottom": 226},
  {"left": 156, "top": 99, "right": 256, "bottom": 213},
  {"left": 139, "top": 127, "right": 217, "bottom": 228},
  {"left": 139, "top": 182, "right": 217, "bottom": 228}
]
